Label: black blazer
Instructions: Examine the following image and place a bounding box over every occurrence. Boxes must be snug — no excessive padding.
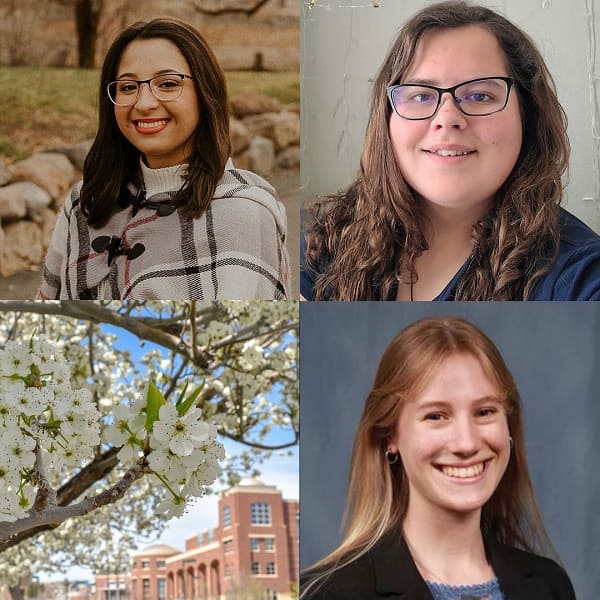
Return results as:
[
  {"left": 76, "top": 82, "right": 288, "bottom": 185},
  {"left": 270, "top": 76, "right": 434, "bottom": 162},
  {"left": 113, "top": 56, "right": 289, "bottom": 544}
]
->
[{"left": 301, "top": 532, "right": 576, "bottom": 599}]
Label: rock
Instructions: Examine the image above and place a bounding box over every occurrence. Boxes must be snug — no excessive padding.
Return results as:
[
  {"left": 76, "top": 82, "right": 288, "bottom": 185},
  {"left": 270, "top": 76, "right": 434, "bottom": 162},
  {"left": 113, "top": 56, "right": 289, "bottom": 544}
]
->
[
  {"left": 36, "top": 152, "right": 77, "bottom": 182},
  {"left": 0, "top": 189, "right": 27, "bottom": 221},
  {"left": 0, "top": 220, "right": 45, "bottom": 277},
  {"left": 242, "top": 111, "right": 300, "bottom": 151},
  {"left": 247, "top": 136, "right": 275, "bottom": 177},
  {"left": 11, "top": 154, "right": 74, "bottom": 201},
  {"left": 276, "top": 146, "right": 300, "bottom": 169},
  {"left": 284, "top": 102, "right": 300, "bottom": 115},
  {"left": 52, "top": 140, "right": 93, "bottom": 171},
  {"left": 0, "top": 158, "right": 11, "bottom": 186},
  {"left": 40, "top": 207, "right": 57, "bottom": 250},
  {"left": 230, "top": 93, "right": 282, "bottom": 118},
  {"left": 0, "top": 182, "right": 52, "bottom": 223},
  {"left": 230, "top": 118, "right": 251, "bottom": 154}
]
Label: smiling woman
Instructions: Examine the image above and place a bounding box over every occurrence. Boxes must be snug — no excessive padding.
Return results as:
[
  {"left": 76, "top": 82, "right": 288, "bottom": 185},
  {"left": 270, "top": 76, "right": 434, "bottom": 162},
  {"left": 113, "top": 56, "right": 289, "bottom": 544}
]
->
[
  {"left": 301, "top": 1, "right": 600, "bottom": 300},
  {"left": 38, "top": 18, "right": 290, "bottom": 300},
  {"left": 300, "top": 313, "right": 577, "bottom": 600}
]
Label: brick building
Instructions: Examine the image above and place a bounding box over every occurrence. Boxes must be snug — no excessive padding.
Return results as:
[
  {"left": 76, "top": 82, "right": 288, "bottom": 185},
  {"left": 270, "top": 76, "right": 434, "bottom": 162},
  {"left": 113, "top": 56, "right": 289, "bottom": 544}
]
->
[{"left": 106, "top": 478, "right": 298, "bottom": 600}]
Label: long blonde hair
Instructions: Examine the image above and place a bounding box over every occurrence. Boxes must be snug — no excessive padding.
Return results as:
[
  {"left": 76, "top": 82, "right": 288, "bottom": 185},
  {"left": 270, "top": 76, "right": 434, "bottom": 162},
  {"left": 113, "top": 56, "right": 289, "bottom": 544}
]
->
[{"left": 302, "top": 317, "right": 556, "bottom": 596}]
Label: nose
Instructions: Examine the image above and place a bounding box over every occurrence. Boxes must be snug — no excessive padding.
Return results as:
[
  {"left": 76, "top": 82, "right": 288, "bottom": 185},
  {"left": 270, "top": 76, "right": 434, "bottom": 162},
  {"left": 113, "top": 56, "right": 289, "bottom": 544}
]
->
[
  {"left": 134, "top": 82, "right": 160, "bottom": 109},
  {"left": 431, "top": 92, "right": 467, "bottom": 130},
  {"left": 448, "top": 416, "right": 480, "bottom": 456}
]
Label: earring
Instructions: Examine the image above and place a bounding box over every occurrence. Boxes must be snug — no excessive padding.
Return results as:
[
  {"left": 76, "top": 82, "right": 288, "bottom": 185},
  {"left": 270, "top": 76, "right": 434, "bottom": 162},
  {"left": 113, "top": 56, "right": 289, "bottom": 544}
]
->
[
  {"left": 385, "top": 450, "right": 399, "bottom": 464},
  {"left": 509, "top": 436, "right": 514, "bottom": 448}
]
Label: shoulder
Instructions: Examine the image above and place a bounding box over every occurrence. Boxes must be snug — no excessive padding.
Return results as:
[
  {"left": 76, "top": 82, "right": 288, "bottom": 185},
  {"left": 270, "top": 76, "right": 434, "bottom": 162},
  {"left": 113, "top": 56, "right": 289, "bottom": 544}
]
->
[
  {"left": 212, "top": 165, "right": 286, "bottom": 238},
  {"left": 301, "top": 554, "right": 375, "bottom": 600},
  {"left": 491, "top": 544, "right": 576, "bottom": 599},
  {"left": 530, "top": 207, "right": 600, "bottom": 299}
]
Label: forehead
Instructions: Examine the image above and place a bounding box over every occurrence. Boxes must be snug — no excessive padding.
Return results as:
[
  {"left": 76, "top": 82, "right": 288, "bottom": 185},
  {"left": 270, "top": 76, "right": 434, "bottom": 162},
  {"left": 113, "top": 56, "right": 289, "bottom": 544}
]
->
[
  {"left": 117, "top": 37, "right": 190, "bottom": 77},
  {"left": 413, "top": 351, "right": 501, "bottom": 404},
  {"left": 403, "top": 25, "right": 509, "bottom": 84}
]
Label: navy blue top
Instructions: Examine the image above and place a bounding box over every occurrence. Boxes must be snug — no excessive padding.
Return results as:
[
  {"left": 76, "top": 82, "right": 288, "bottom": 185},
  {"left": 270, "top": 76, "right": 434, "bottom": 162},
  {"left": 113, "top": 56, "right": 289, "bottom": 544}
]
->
[{"left": 300, "top": 208, "right": 600, "bottom": 301}]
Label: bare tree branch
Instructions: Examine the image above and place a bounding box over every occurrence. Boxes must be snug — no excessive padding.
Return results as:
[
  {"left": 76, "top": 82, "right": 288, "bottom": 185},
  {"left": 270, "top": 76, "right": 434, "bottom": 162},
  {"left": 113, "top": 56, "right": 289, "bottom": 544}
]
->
[{"left": 194, "top": 0, "right": 271, "bottom": 17}]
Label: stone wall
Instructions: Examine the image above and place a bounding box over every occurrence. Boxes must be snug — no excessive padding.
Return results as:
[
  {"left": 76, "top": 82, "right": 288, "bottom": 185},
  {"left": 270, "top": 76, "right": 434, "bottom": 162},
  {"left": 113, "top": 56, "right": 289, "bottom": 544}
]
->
[
  {"left": 0, "top": 0, "right": 299, "bottom": 70},
  {"left": 0, "top": 93, "right": 299, "bottom": 278}
]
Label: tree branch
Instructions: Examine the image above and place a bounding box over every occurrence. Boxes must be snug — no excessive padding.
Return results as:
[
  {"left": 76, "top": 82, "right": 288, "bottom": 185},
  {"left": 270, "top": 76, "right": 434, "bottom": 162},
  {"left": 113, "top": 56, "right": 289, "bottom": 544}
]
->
[{"left": 194, "top": 0, "right": 270, "bottom": 17}]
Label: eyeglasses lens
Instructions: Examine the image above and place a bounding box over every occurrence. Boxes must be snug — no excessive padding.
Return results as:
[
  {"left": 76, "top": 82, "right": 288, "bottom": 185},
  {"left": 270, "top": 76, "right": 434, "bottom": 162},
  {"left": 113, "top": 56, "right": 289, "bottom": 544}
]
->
[{"left": 108, "top": 75, "right": 185, "bottom": 106}]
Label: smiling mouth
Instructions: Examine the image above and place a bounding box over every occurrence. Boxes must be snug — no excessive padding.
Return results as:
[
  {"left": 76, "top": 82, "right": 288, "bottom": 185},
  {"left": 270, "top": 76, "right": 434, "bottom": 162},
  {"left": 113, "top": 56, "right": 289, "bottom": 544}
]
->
[
  {"left": 135, "top": 119, "right": 170, "bottom": 128},
  {"left": 425, "top": 149, "right": 476, "bottom": 157},
  {"left": 437, "top": 461, "right": 487, "bottom": 479}
]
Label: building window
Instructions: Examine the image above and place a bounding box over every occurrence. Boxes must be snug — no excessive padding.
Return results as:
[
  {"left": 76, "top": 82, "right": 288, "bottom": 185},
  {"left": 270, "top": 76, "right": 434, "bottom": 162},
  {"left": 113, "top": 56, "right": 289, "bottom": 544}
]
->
[
  {"left": 142, "top": 578, "right": 150, "bottom": 600},
  {"left": 264, "top": 538, "right": 274, "bottom": 551},
  {"left": 265, "top": 591, "right": 278, "bottom": 600},
  {"left": 251, "top": 562, "right": 260, "bottom": 575},
  {"left": 156, "top": 560, "right": 165, "bottom": 568},
  {"left": 251, "top": 502, "right": 271, "bottom": 525},
  {"left": 141, "top": 560, "right": 150, "bottom": 569},
  {"left": 266, "top": 562, "right": 276, "bottom": 575},
  {"left": 250, "top": 538, "right": 260, "bottom": 551},
  {"left": 223, "top": 539, "right": 233, "bottom": 553},
  {"left": 157, "top": 578, "right": 166, "bottom": 600},
  {"left": 223, "top": 505, "right": 231, "bottom": 528}
]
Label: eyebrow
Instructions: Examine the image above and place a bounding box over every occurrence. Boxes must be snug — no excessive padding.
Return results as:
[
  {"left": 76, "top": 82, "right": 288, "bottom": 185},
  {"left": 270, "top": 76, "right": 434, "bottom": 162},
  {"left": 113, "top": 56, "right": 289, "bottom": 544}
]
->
[
  {"left": 415, "top": 395, "right": 504, "bottom": 411},
  {"left": 116, "top": 68, "right": 185, "bottom": 79}
]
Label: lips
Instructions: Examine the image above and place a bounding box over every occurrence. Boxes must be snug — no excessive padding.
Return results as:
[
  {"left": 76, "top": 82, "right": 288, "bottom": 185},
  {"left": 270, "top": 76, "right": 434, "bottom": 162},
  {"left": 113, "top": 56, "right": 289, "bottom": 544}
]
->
[{"left": 133, "top": 118, "right": 171, "bottom": 134}]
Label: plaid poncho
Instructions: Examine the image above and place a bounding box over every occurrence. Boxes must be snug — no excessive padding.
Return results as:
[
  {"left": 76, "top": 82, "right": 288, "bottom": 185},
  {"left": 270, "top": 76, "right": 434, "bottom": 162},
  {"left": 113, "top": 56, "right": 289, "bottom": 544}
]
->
[{"left": 39, "top": 159, "right": 290, "bottom": 300}]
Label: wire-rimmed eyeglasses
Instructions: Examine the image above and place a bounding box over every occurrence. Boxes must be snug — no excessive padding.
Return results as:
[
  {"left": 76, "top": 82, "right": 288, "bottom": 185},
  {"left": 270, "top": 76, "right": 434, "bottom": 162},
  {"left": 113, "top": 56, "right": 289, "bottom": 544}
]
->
[
  {"left": 107, "top": 73, "right": 194, "bottom": 106},
  {"left": 386, "top": 76, "right": 515, "bottom": 120}
]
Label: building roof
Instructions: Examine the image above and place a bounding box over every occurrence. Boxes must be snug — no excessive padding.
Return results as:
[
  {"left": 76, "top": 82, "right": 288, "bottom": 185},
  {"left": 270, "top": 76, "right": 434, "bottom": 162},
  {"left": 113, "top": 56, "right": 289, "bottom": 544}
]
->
[
  {"left": 226, "top": 476, "right": 280, "bottom": 495},
  {"left": 132, "top": 543, "right": 181, "bottom": 557}
]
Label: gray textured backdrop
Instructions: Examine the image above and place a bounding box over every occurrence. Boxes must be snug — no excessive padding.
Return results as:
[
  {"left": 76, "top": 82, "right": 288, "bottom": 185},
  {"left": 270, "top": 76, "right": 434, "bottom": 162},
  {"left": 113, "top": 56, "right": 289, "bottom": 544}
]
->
[{"left": 300, "top": 302, "right": 600, "bottom": 598}]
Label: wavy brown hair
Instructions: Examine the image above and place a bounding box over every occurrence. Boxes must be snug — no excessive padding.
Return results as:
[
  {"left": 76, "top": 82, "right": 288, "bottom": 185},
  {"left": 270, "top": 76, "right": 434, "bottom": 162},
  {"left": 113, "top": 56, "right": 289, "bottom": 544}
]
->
[
  {"left": 80, "top": 18, "right": 231, "bottom": 228},
  {"left": 301, "top": 317, "right": 556, "bottom": 597},
  {"left": 306, "top": 1, "right": 569, "bottom": 300}
]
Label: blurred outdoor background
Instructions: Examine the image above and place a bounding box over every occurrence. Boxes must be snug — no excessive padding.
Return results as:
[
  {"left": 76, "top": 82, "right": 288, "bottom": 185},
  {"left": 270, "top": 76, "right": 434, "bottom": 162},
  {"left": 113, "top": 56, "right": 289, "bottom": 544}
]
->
[{"left": 0, "top": 0, "right": 300, "bottom": 298}]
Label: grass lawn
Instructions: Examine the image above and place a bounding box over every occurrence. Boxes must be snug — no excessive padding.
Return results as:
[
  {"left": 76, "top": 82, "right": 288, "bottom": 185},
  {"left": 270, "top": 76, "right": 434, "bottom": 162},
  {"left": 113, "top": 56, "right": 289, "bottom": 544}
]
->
[{"left": 0, "top": 67, "right": 299, "bottom": 163}]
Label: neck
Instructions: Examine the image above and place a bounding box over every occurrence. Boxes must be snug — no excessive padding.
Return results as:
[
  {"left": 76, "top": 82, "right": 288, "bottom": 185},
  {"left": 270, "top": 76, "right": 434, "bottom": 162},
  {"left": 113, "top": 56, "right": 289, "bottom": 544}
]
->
[{"left": 402, "top": 501, "right": 492, "bottom": 585}]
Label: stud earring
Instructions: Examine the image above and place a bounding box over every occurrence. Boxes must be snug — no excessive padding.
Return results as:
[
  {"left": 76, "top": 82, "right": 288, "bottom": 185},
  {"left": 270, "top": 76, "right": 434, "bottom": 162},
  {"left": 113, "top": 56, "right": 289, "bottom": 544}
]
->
[{"left": 509, "top": 436, "right": 514, "bottom": 448}]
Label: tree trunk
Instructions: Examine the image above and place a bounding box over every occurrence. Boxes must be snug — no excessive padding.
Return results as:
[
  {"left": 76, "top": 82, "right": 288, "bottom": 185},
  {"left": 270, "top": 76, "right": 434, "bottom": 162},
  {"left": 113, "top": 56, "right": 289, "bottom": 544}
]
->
[
  {"left": 76, "top": 0, "right": 104, "bottom": 68},
  {"left": 8, "top": 586, "right": 24, "bottom": 600}
]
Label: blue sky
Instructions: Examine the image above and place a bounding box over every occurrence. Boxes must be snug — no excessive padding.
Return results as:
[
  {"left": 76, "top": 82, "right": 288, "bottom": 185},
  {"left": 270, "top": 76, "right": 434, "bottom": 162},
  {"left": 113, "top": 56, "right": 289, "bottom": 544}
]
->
[{"left": 35, "top": 317, "right": 298, "bottom": 583}]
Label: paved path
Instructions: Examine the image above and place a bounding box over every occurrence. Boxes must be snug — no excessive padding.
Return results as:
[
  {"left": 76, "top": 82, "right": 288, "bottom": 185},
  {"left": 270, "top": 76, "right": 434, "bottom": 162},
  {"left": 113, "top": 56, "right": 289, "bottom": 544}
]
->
[{"left": 0, "top": 169, "right": 300, "bottom": 300}]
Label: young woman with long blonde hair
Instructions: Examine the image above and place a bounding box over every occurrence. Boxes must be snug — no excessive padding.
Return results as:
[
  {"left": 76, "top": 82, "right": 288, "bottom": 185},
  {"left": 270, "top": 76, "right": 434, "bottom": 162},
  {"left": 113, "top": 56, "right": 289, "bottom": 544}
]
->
[{"left": 301, "top": 317, "right": 575, "bottom": 599}]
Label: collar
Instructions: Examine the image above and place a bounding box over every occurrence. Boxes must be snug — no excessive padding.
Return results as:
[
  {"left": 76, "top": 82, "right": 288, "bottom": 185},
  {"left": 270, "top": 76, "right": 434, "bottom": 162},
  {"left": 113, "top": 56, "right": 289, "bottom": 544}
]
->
[
  {"left": 370, "top": 531, "right": 555, "bottom": 600},
  {"left": 139, "top": 157, "right": 186, "bottom": 199}
]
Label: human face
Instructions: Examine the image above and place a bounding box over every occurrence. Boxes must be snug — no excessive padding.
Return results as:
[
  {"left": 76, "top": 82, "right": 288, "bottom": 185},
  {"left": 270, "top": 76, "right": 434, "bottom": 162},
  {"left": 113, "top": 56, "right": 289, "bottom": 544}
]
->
[
  {"left": 389, "top": 25, "right": 522, "bottom": 218},
  {"left": 390, "top": 352, "right": 511, "bottom": 518},
  {"left": 114, "top": 38, "right": 200, "bottom": 169}
]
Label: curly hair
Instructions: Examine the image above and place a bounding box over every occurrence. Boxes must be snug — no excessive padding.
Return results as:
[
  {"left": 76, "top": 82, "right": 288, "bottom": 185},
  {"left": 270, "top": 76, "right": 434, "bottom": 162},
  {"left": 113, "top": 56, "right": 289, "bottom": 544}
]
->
[
  {"left": 80, "top": 18, "right": 231, "bottom": 228},
  {"left": 306, "top": 1, "right": 569, "bottom": 300}
]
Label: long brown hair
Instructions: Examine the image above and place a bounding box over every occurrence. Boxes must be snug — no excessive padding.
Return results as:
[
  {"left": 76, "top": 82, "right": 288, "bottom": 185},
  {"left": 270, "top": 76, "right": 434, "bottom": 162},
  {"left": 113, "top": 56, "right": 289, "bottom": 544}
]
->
[
  {"left": 306, "top": 1, "right": 569, "bottom": 300},
  {"left": 81, "top": 18, "right": 231, "bottom": 228},
  {"left": 302, "top": 316, "right": 555, "bottom": 596}
]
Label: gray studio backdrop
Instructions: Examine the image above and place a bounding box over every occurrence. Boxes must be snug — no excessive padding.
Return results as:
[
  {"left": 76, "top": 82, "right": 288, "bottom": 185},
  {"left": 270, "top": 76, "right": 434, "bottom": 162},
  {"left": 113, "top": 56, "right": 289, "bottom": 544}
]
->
[
  {"left": 300, "top": 302, "right": 600, "bottom": 598},
  {"left": 301, "top": 0, "right": 600, "bottom": 231}
]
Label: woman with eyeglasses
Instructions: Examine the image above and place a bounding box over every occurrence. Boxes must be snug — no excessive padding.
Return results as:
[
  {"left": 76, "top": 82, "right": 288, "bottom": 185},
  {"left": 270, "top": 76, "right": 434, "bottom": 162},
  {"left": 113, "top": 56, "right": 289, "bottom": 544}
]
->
[
  {"left": 40, "top": 18, "right": 289, "bottom": 300},
  {"left": 301, "top": 317, "right": 576, "bottom": 599},
  {"left": 301, "top": 1, "right": 600, "bottom": 300}
]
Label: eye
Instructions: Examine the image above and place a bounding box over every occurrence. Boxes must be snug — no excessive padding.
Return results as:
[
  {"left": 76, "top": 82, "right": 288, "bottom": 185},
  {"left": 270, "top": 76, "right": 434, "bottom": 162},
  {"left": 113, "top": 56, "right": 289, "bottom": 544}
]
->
[
  {"left": 476, "top": 407, "right": 498, "bottom": 418},
  {"left": 424, "top": 412, "right": 446, "bottom": 421},
  {"left": 117, "top": 82, "right": 138, "bottom": 94},
  {"left": 409, "top": 92, "right": 436, "bottom": 103},
  {"left": 156, "top": 77, "right": 182, "bottom": 90},
  {"left": 464, "top": 92, "right": 494, "bottom": 103}
]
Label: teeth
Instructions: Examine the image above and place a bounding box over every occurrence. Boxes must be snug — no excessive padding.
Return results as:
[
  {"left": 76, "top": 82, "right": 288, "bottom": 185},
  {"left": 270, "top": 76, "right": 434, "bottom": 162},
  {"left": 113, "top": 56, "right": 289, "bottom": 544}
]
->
[
  {"left": 441, "top": 462, "right": 485, "bottom": 478},
  {"left": 431, "top": 149, "right": 472, "bottom": 156},
  {"left": 136, "top": 119, "right": 168, "bottom": 128}
]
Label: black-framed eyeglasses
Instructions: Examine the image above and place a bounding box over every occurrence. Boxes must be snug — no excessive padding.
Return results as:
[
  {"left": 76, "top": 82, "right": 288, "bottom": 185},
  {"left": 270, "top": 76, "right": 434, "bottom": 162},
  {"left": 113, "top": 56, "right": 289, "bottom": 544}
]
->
[
  {"left": 107, "top": 73, "right": 194, "bottom": 106},
  {"left": 386, "top": 76, "right": 515, "bottom": 120}
]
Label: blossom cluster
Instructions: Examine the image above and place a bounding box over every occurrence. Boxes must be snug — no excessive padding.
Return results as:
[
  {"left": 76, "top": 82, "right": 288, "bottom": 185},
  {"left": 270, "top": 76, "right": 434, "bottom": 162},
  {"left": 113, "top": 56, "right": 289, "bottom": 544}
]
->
[
  {"left": 105, "top": 381, "right": 224, "bottom": 518},
  {"left": 0, "top": 336, "right": 101, "bottom": 522}
]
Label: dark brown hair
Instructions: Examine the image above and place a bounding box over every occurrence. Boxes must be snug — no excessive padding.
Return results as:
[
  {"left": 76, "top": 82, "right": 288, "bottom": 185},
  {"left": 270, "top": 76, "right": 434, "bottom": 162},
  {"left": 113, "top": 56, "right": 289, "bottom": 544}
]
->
[
  {"left": 80, "top": 18, "right": 231, "bottom": 227},
  {"left": 306, "top": 1, "right": 569, "bottom": 300}
]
